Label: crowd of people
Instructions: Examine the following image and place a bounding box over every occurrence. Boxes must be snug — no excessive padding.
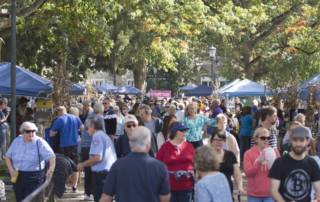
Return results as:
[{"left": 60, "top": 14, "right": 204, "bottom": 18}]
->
[{"left": 1, "top": 95, "right": 320, "bottom": 202}]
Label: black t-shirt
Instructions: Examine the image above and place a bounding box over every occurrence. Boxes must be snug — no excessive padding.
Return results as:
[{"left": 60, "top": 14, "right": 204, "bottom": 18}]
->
[
  {"left": 269, "top": 154, "right": 320, "bottom": 202},
  {"left": 103, "top": 152, "right": 170, "bottom": 202},
  {"left": 219, "top": 150, "right": 237, "bottom": 193}
]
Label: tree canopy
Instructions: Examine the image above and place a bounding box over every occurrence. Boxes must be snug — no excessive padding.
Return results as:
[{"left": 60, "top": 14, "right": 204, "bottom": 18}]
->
[{"left": 1, "top": 0, "right": 320, "bottom": 94}]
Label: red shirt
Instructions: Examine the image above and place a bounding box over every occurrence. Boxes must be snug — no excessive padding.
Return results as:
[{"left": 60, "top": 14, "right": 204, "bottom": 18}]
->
[{"left": 156, "top": 141, "right": 195, "bottom": 191}]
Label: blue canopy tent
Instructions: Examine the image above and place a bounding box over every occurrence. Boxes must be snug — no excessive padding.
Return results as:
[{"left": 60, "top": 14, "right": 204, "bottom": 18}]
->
[
  {"left": 95, "top": 83, "right": 118, "bottom": 94},
  {"left": 69, "top": 83, "right": 85, "bottom": 95},
  {"left": 218, "top": 79, "right": 241, "bottom": 94},
  {"left": 178, "top": 84, "right": 197, "bottom": 91},
  {"left": 220, "top": 79, "right": 269, "bottom": 97},
  {"left": 298, "top": 74, "right": 320, "bottom": 101},
  {"left": 185, "top": 85, "right": 212, "bottom": 96},
  {"left": 115, "top": 86, "right": 141, "bottom": 95},
  {"left": 0, "top": 62, "right": 52, "bottom": 97}
]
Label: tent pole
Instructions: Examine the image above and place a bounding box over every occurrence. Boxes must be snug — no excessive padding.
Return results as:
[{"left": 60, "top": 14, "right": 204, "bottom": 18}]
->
[{"left": 10, "top": 0, "right": 17, "bottom": 141}]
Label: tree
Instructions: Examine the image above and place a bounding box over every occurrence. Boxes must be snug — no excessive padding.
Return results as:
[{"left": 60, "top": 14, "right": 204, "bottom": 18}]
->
[{"left": 198, "top": 0, "right": 320, "bottom": 86}]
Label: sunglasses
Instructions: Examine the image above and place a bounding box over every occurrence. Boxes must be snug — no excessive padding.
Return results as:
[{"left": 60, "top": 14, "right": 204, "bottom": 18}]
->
[
  {"left": 126, "top": 124, "right": 137, "bottom": 128},
  {"left": 103, "top": 103, "right": 108, "bottom": 105},
  {"left": 24, "top": 130, "right": 36, "bottom": 134},
  {"left": 259, "top": 136, "right": 271, "bottom": 141}
]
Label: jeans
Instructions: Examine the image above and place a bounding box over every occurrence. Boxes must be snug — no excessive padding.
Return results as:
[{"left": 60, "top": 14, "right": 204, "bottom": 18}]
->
[
  {"left": 248, "top": 196, "right": 274, "bottom": 202},
  {"left": 0, "top": 123, "right": 8, "bottom": 155},
  {"left": 171, "top": 190, "right": 193, "bottom": 202},
  {"left": 81, "top": 147, "right": 92, "bottom": 196},
  {"left": 188, "top": 140, "right": 203, "bottom": 149},
  {"left": 240, "top": 136, "right": 251, "bottom": 162}
]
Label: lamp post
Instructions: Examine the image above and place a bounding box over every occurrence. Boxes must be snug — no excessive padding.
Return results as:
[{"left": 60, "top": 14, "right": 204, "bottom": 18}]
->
[{"left": 208, "top": 46, "right": 217, "bottom": 94}]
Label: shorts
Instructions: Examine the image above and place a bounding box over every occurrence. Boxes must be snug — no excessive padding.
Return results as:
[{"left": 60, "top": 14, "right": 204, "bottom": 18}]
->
[{"left": 60, "top": 146, "right": 79, "bottom": 165}]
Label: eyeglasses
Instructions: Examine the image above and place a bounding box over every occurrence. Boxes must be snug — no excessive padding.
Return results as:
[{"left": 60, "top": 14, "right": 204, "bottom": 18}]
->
[
  {"left": 24, "top": 130, "right": 36, "bottom": 134},
  {"left": 103, "top": 103, "right": 108, "bottom": 105},
  {"left": 259, "top": 136, "right": 271, "bottom": 141},
  {"left": 126, "top": 124, "right": 137, "bottom": 128}
]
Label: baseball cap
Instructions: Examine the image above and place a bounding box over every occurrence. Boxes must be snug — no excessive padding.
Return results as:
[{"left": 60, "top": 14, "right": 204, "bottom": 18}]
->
[
  {"left": 170, "top": 122, "right": 189, "bottom": 133},
  {"left": 124, "top": 115, "right": 138, "bottom": 124},
  {"left": 291, "top": 126, "right": 312, "bottom": 139}
]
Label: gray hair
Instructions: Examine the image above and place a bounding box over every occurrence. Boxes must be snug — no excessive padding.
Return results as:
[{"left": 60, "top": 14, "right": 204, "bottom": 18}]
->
[
  {"left": 138, "top": 104, "right": 152, "bottom": 115},
  {"left": 129, "top": 126, "right": 151, "bottom": 150},
  {"left": 85, "top": 115, "right": 104, "bottom": 131},
  {"left": 93, "top": 103, "right": 104, "bottom": 114},
  {"left": 19, "top": 121, "right": 38, "bottom": 133}
]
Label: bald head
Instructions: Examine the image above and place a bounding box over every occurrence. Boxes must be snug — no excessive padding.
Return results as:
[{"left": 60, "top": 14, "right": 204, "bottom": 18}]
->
[{"left": 129, "top": 126, "right": 151, "bottom": 153}]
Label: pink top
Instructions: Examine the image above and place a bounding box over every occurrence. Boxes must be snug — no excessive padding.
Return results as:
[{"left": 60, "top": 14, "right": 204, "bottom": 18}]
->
[{"left": 243, "top": 146, "right": 279, "bottom": 197}]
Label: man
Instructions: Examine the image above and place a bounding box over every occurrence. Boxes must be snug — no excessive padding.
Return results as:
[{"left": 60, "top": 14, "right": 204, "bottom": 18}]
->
[
  {"left": 251, "top": 106, "right": 278, "bottom": 148},
  {"left": 138, "top": 104, "right": 162, "bottom": 137},
  {"left": 50, "top": 106, "right": 84, "bottom": 192},
  {"left": 100, "top": 126, "right": 170, "bottom": 202},
  {"left": 102, "top": 97, "right": 117, "bottom": 139},
  {"left": 115, "top": 115, "right": 155, "bottom": 158},
  {"left": 269, "top": 126, "right": 320, "bottom": 202},
  {"left": 80, "top": 100, "right": 92, "bottom": 124},
  {"left": 52, "top": 153, "right": 78, "bottom": 198},
  {"left": 77, "top": 115, "right": 117, "bottom": 202},
  {"left": 216, "top": 114, "right": 240, "bottom": 162}
]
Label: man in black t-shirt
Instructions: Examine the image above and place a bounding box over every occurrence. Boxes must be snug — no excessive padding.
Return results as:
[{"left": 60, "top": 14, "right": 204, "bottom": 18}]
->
[
  {"left": 100, "top": 126, "right": 170, "bottom": 202},
  {"left": 269, "top": 126, "right": 320, "bottom": 202}
]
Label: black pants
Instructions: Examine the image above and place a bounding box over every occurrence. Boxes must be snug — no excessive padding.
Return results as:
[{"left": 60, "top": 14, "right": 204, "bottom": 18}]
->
[
  {"left": 81, "top": 147, "right": 92, "bottom": 196},
  {"left": 13, "top": 170, "right": 44, "bottom": 202},
  {"left": 188, "top": 140, "right": 203, "bottom": 149},
  {"left": 92, "top": 170, "right": 108, "bottom": 202}
]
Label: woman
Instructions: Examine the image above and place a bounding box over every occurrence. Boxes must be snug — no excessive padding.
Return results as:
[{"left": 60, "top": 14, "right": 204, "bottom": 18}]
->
[
  {"left": 194, "top": 146, "right": 232, "bottom": 202},
  {"left": 210, "top": 130, "right": 244, "bottom": 197},
  {"left": 243, "top": 127, "right": 279, "bottom": 202},
  {"left": 157, "top": 115, "right": 177, "bottom": 149},
  {"left": 239, "top": 106, "right": 253, "bottom": 161},
  {"left": 183, "top": 103, "right": 214, "bottom": 148},
  {"left": 5, "top": 121, "right": 56, "bottom": 202},
  {"left": 157, "top": 122, "right": 195, "bottom": 202}
]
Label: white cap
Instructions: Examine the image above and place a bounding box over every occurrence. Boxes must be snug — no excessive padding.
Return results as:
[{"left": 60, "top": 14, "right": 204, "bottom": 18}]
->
[{"left": 124, "top": 114, "right": 138, "bottom": 124}]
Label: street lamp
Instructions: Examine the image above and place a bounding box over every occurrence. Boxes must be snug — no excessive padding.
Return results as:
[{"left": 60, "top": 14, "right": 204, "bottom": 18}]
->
[{"left": 208, "top": 46, "right": 217, "bottom": 93}]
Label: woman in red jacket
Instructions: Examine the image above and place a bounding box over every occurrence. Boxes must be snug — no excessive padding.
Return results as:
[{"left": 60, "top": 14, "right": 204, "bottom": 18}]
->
[
  {"left": 244, "top": 127, "right": 279, "bottom": 202},
  {"left": 156, "top": 121, "right": 195, "bottom": 202}
]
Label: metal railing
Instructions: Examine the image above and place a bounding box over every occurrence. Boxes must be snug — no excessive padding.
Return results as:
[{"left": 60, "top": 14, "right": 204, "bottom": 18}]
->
[{"left": 22, "top": 175, "right": 55, "bottom": 202}]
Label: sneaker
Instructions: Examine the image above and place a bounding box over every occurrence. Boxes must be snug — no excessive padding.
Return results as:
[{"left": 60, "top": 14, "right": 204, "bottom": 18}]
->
[
  {"left": 83, "top": 194, "right": 94, "bottom": 201},
  {"left": 72, "top": 186, "right": 79, "bottom": 193}
]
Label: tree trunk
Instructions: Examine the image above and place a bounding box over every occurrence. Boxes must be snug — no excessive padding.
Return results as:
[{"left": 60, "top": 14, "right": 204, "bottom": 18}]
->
[
  {"left": 52, "top": 59, "right": 70, "bottom": 108},
  {"left": 133, "top": 59, "right": 147, "bottom": 93}
]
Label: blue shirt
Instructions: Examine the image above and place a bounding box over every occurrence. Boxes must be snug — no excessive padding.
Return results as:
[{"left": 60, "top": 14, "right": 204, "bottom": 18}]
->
[
  {"left": 239, "top": 114, "right": 253, "bottom": 136},
  {"left": 6, "top": 135, "right": 55, "bottom": 171},
  {"left": 183, "top": 115, "right": 215, "bottom": 142},
  {"left": 51, "top": 114, "right": 82, "bottom": 148},
  {"left": 89, "top": 130, "right": 117, "bottom": 172},
  {"left": 103, "top": 152, "right": 170, "bottom": 202},
  {"left": 195, "top": 172, "right": 232, "bottom": 202}
]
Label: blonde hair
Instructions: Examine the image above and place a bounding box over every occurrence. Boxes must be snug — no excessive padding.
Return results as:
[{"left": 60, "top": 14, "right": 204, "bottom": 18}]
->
[
  {"left": 294, "top": 113, "right": 306, "bottom": 125},
  {"left": 185, "top": 102, "right": 197, "bottom": 117},
  {"left": 253, "top": 127, "right": 269, "bottom": 143}
]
